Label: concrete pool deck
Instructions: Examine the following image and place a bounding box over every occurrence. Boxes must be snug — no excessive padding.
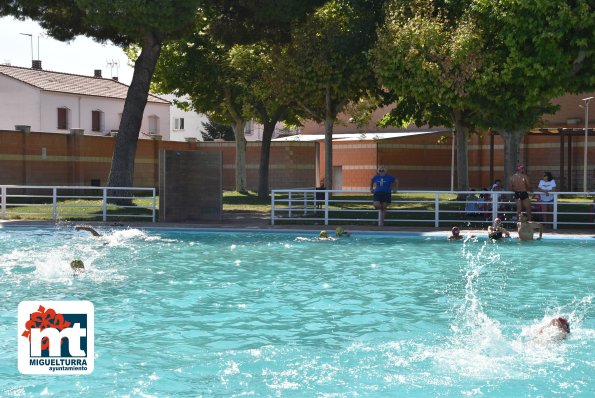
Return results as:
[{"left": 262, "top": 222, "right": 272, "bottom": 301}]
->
[{"left": 1, "top": 211, "right": 593, "bottom": 238}]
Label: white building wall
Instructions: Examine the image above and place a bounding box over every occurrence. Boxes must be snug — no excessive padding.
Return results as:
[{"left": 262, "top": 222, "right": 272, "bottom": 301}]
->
[
  {"left": 162, "top": 94, "right": 207, "bottom": 142},
  {"left": 0, "top": 76, "right": 41, "bottom": 130},
  {"left": 143, "top": 102, "right": 171, "bottom": 141},
  {"left": 37, "top": 92, "right": 169, "bottom": 139}
]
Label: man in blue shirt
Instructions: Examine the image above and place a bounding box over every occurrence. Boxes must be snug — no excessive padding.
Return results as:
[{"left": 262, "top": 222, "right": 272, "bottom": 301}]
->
[{"left": 370, "top": 165, "right": 398, "bottom": 226}]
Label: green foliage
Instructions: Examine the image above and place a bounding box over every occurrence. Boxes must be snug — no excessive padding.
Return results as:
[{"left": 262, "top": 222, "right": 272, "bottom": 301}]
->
[
  {"left": 1, "top": 0, "right": 201, "bottom": 45},
  {"left": 372, "top": 0, "right": 482, "bottom": 128},
  {"left": 204, "top": 0, "right": 327, "bottom": 44},
  {"left": 200, "top": 118, "right": 235, "bottom": 141},
  {"left": 470, "top": 0, "right": 595, "bottom": 131},
  {"left": 281, "top": 0, "right": 384, "bottom": 121}
]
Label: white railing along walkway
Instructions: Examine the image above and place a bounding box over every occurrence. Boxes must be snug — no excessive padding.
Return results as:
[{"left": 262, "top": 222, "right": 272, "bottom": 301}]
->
[
  {"left": 0, "top": 185, "right": 157, "bottom": 222},
  {"left": 271, "top": 189, "right": 595, "bottom": 230}
]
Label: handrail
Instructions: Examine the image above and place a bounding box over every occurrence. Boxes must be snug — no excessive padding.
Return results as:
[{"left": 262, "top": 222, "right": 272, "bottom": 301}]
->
[
  {"left": 0, "top": 185, "right": 157, "bottom": 222},
  {"left": 271, "top": 189, "right": 595, "bottom": 230}
]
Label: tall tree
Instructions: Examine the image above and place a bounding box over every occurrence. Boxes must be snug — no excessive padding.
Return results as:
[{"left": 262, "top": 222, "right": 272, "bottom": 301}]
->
[
  {"left": 229, "top": 43, "right": 303, "bottom": 198},
  {"left": 372, "top": 0, "right": 482, "bottom": 190},
  {"left": 470, "top": 0, "right": 595, "bottom": 185},
  {"left": 0, "top": 0, "right": 202, "bottom": 193},
  {"left": 281, "top": 0, "right": 385, "bottom": 189},
  {"left": 152, "top": 21, "right": 255, "bottom": 193},
  {"left": 1, "top": 0, "right": 325, "bottom": 194}
]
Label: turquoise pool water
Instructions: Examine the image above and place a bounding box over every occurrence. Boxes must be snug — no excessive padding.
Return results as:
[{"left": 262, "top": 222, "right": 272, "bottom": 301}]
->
[{"left": 0, "top": 227, "right": 593, "bottom": 397}]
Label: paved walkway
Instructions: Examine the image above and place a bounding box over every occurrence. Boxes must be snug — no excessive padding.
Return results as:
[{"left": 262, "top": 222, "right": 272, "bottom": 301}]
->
[{"left": 1, "top": 211, "right": 592, "bottom": 237}]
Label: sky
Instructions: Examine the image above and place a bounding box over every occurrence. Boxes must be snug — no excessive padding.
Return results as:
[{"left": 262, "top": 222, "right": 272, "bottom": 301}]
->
[{"left": 0, "top": 16, "right": 134, "bottom": 84}]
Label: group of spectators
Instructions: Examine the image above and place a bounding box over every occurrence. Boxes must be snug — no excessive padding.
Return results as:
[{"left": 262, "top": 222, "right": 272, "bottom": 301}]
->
[{"left": 464, "top": 164, "right": 558, "bottom": 225}]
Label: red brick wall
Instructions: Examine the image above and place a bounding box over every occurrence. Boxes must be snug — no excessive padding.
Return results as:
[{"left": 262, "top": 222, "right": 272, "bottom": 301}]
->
[
  {"left": 1, "top": 129, "right": 591, "bottom": 192},
  {"left": 0, "top": 131, "right": 318, "bottom": 190}
]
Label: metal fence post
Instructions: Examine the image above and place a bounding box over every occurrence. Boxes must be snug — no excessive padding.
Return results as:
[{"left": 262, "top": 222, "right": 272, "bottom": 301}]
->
[
  {"left": 52, "top": 187, "right": 58, "bottom": 221},
  {"left": 288, "top": 191, "right": 292, "bottom": 218},
  {"left": 152, "top": 188, "right": 156, "bottom": 222},
  {"left": 324, "top": 190, "right": 329, "bottom": 225},
  {"left": 1, "top": 186, "right": 6, "bottom": 220},
  {"left": 271, "top": 190, "right": 276, "bottom": 225},
  {"left": 102, "top": 188, "right": 108, "bottom": 222},
  {"left": 303, "top": 190, "right": 308, "bottom": 215},
  {"left": 553, "top": 195, "right": 558, "bottom": 230},
  {"left": 492, "top": 193, "right": 498, "bottom": 221},
  {"left": 434, "top": 192, "right": 440, "bottom": 227}
]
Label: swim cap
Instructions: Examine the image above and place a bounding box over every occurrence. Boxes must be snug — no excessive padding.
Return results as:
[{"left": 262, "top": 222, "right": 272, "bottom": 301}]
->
[
  {"left": 451, "top": 226, "right": 459, "bottom": 233},
  {"left": 319, "top": 230, "right": 328, "bottom": 238},
  {"left": 70, "top": 259, "right": 85, "bottom": 270},
  {"left": 336, "top": 227, "right": 344, "bottom": 236},
  {"left": 494, "top": 218, "right": 501, "bottom": 223}
]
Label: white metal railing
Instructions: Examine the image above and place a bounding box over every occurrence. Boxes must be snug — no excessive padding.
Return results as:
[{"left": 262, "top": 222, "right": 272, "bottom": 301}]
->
[
  {"left": 0, "top": 185, "right": 157, "bottom": 222},
  {"left": 271, "top": 189, "right": 595, "bottom": 230}
]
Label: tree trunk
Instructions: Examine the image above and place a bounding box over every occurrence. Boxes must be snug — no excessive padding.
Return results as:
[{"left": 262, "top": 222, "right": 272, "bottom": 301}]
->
[
  {"left": 499, "top": 129, "right": 526, "bottom": 189},
  {"left": 324, "top": 87, "right": 335, "bottom": 189},
  {"left": 256, "top": 105, "right": 286, "bottom": 199},
  {"left": 257, "top": 120, "right": 275, "bottom": 199},
  {"left": 454, "top": 111, "right": 469, "bottom": 191},
  {"left": 107, "top": 31, "right": 162, "bottom": 198},
  {"left": 232, "top": 121, "right": 248, "bottom": 193}
]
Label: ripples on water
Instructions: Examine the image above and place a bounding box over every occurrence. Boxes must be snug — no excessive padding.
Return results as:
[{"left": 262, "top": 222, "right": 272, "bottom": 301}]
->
[{"left": 0, "top": 227, "right": 593, "bottom": 397}]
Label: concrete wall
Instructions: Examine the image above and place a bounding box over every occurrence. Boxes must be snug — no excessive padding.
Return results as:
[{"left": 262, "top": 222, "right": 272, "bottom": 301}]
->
[{"left": 159, "top": 150, "right": 222, "bottom": 222}]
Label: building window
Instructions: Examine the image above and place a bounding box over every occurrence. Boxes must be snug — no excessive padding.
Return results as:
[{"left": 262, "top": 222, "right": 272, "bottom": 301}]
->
[
  {"left": 57, "top": 107, "right": 69, "bottom": 130},
  {"left": 174, "top": 117, "right": 185, "bottom": 130},
  {"left": 148, "top": 115, "right": 159, "bottom": 134},
  {"left": 92, "top": 110, "right": 104, "bottom": 132}
]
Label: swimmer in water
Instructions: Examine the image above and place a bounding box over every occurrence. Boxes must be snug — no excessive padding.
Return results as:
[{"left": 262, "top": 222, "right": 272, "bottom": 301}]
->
[
  {"left": 75, "top": 225, "right": 102, "bottom": 237},
  {"left": 335, "top": 227, "right": 351, "bottom": 237},
  {"left": 487, "top": 218, "right": 510, "bottom": 240},
  {"left": 319, "top": 230, "right": 336, "bottom": 240},
  {"left": 447, "top": 226, "right": 463, "bottom": 240},
  {"left": 517, "top": 212, "right": 543, "bottom": 240},
  {"left": 70, "top": 259, "right": 85, "bottom": 274},
  {"left": 537, "top": 317, "right": 570, "bottom": 340}
]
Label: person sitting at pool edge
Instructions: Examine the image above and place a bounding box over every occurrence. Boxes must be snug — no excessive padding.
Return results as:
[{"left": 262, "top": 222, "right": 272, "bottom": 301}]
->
[
  {"left": 335, "top": 227, "right": 351, "bottom": 237},
  {"left": 487, "top": 218, "right": 510, "bottom": 240},
  {"left": 517, "top": 212, "right": 543, "bottom": 240},
  {"left": 75, "top": 225, "right": 102, "bottom": 237}
]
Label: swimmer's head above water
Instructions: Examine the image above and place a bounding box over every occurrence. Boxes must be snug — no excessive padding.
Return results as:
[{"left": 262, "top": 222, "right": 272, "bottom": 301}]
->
[
  {"left": 538, "top": 317, "right": 570, "bottom": 340},
  {"left": 70, "top": 259, "right": 85, "bottom": 273}
]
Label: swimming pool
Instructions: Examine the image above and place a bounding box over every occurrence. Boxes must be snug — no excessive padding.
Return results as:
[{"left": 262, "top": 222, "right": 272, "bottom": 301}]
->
[{"left": 0, "top": 227, "right": 593, "bottom": 397}]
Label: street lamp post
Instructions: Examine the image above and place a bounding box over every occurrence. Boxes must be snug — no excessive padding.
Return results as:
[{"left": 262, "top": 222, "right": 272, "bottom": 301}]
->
[
  {"left": 19, "top": 33, "right": 33, "bottom": 64},
  {"left": 582, "top": 97, "right": 593, "bottom": 192}
]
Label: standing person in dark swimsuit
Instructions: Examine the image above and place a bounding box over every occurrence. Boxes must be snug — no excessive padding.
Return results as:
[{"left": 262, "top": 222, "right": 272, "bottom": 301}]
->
[{"left": 510, "top": 164, "right": 532, "bottom": 221}]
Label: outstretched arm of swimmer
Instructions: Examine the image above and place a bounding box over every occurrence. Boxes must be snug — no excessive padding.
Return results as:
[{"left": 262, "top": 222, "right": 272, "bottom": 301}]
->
[{"left": 75, "top": 225, "right": 101, "bottom": 237}]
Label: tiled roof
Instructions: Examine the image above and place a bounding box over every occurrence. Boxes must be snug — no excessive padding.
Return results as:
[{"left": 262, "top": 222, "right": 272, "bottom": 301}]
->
[{"left": 0, "top": 64, "right": 169, "bottom": 104}]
